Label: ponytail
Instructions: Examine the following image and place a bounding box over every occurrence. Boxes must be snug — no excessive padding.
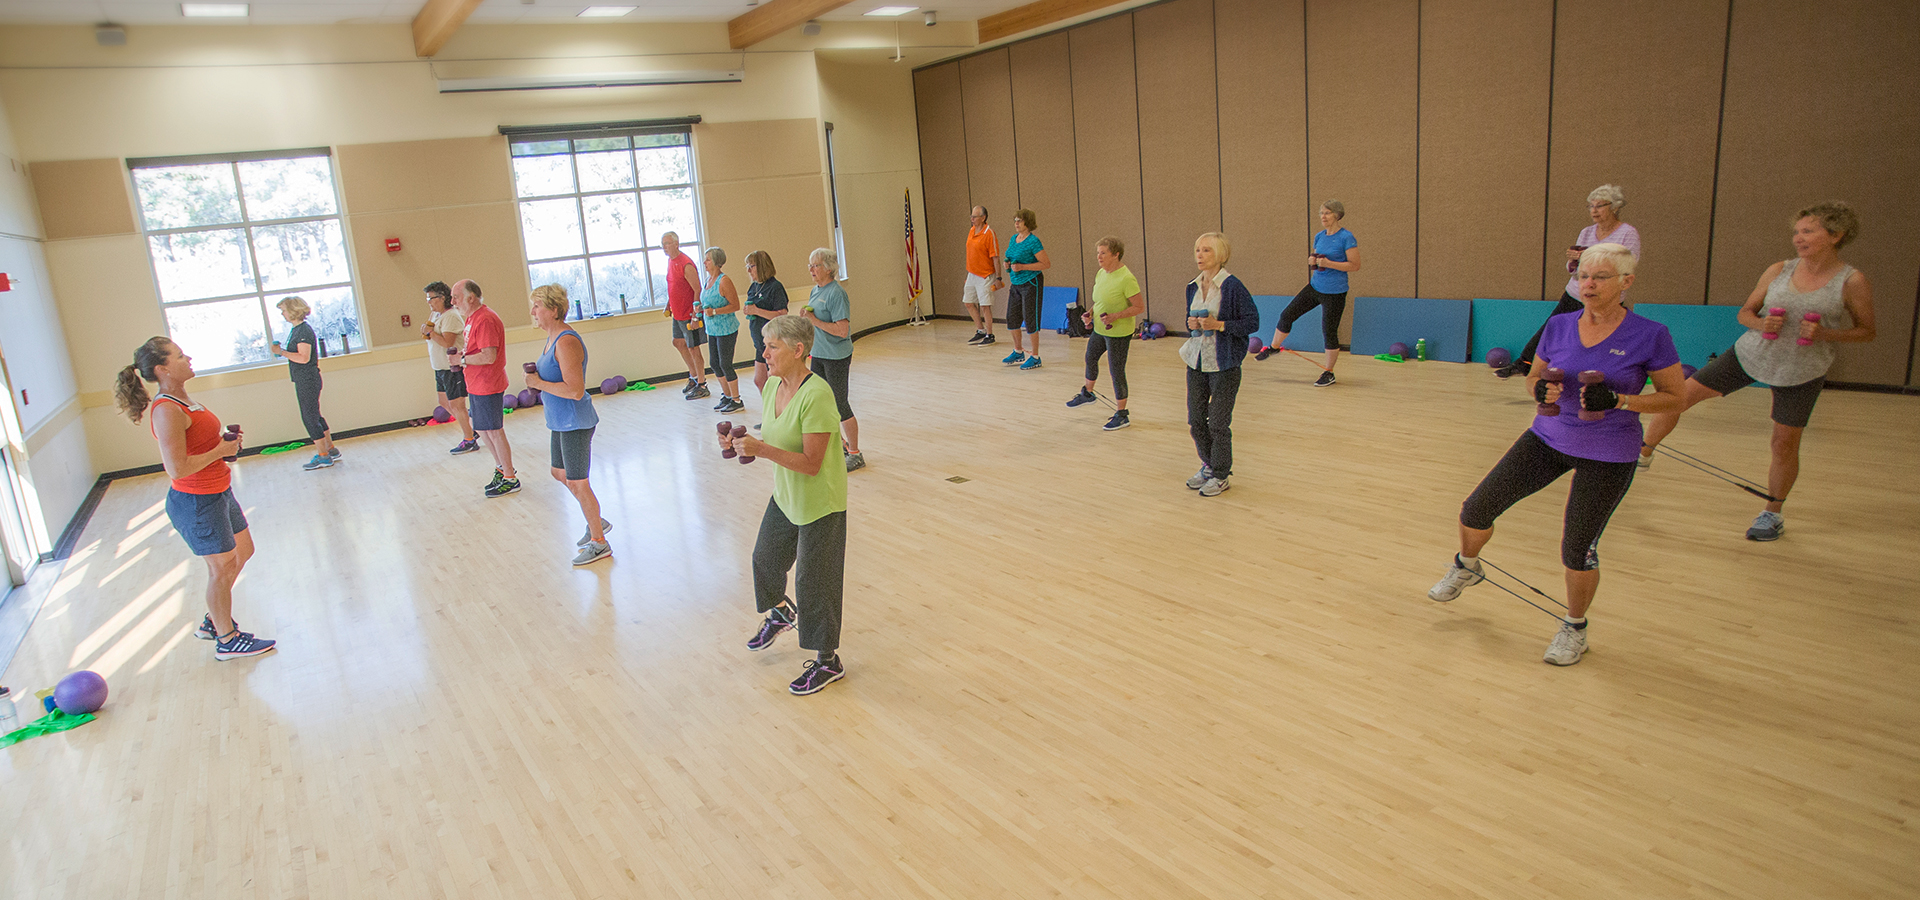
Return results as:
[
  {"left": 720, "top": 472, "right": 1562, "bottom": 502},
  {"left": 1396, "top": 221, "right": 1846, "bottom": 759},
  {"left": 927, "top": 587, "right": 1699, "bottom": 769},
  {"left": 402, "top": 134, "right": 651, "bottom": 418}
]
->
[{"left": 114, "top": 337, "right": 172, "bottom": 423}]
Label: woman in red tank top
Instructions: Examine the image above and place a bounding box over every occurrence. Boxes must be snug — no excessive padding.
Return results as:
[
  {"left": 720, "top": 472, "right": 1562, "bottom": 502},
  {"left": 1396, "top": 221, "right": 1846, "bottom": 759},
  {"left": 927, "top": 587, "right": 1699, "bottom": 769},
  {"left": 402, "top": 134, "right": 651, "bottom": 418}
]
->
[{"left": 114, "top": 337, "right": 276, "bottom": 661}]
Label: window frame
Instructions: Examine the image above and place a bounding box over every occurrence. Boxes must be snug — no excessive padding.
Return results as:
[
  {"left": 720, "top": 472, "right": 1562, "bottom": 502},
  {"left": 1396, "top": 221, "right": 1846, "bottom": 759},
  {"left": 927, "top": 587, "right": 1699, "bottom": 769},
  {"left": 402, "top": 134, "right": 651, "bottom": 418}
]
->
[{"left": 127, "top": 147, "right": 366, "bottom": 375}]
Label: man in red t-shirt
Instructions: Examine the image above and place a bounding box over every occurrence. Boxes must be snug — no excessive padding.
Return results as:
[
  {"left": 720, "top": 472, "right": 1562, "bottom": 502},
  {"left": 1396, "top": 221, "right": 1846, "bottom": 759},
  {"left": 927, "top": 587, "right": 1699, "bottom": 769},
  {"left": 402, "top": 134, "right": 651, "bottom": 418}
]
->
[
  {"left": 662, "top": 231, "right": 710, "bottom": 399},
  {"left": 452, "top": 279, "right": 519, "bottom": 498}
]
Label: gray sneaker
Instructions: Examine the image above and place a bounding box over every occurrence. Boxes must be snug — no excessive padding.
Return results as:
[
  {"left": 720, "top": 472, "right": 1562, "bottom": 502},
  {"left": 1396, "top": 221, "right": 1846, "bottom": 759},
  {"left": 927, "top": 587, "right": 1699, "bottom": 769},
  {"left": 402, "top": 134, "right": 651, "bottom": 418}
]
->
[
  {"left": 1185, "top": 466, "right": 1212, "bottom": 490},
  {"left": 572, "top": 540, "right": 611, "bottom": 566},
  {"left": 576, "top": 519, "right": 612, "bottom": 547},
  {"left": 1198, "top": 476, "right": 1230, "bottom": 497},
  {"left": 1746, "top": 510, "right": 1784, "bottom": 542},
  {"left": 1428, "top": 555, "right": 1485, "bottom": 601},
  {"left": 844, "top": 451, "right": 866, "bottom": 472},
  {"left": 1543, "top": 622, "right": 1588, "bottom": 666}
]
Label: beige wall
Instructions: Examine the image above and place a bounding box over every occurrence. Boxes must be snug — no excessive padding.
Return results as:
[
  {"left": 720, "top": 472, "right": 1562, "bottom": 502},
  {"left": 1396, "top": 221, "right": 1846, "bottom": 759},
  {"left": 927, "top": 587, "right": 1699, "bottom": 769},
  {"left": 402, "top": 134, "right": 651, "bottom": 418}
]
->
[{"left": 817, "top": 56, "right": 931, "bottom": 334}]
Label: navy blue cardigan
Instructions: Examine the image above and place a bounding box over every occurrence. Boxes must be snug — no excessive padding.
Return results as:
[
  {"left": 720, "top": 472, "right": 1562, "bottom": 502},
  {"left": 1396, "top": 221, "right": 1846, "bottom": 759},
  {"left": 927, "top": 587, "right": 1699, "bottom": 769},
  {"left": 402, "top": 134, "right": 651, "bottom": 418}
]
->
[{"left": 1184, "top": 274, "right": 1261, "bottom": 371}]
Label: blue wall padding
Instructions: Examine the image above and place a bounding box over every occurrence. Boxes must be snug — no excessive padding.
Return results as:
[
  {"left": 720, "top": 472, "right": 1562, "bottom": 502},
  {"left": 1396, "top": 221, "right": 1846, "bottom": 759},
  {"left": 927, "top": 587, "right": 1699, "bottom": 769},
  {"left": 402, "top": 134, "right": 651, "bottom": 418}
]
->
[
  {"left": 1630, "top": 304, "right": 1746, "bottom": 369},
  {"left": 1351, "top": 297, "right": 1471, "bottom": 362},
  {"left": 1040, "top": 285, "right": 1080, "bottom": 331},
  {"left": 1251, "top": 294, "right": 1324, "bottom": 352},
  {"left": 1470, "top": 298, "right": 1559, "bottom": 363}
]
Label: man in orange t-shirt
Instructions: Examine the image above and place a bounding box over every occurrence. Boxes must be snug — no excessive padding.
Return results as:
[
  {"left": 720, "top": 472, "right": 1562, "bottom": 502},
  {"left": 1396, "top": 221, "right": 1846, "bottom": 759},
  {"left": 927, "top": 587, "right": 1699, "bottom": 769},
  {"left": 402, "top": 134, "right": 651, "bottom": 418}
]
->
[{"left": 960, "top": 206, "right": 1005, "bottom": 346}]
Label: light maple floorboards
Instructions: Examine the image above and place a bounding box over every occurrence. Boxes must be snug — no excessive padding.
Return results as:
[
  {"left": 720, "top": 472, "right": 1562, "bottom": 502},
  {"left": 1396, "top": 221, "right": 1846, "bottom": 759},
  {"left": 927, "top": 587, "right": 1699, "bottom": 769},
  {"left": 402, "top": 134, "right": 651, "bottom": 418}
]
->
[{"left": 2, "top": 319, "right": 1916, "bottom": 899}]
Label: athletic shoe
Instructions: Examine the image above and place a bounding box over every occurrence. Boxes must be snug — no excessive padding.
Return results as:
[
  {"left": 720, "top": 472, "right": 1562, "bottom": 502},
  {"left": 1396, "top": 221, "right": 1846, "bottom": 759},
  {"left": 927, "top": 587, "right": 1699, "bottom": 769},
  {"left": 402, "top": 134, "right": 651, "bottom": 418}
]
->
[
  {"left": 687, "top": 385, "right": 712, "bottom": 400},
  {"left": 195, "top": 614, "right": 238, "bottom": 641},
  {"left": 214, "top": 630, "right": 276, "bottom": 661},
  {"left": 1746, "top": 511, "right": 1785, "bottom": 542},
  {"left": 788, "top": 656, "right": 846, "bottom": 695},
  {"left": 1255, "top": 345, "right": 1275, "bottom": 361},
  {"left": 577, "top": 519, "right": 612, "bottom": 547},
  {"left": 748, "top": 607, "right": 794, "bottom": 651},
  {"left": 1494, "top": 362, "right": 1527, "bottom": 379},
  {"left": 682, "top": 379, "right": 697, "bottom": 395},
  {"left": 1102, "top": 411, "right": 1130, "bottom": 431},
  {"left": 1186, "top": 466, "right": 1213, "bottom": 490},
  {"left": 1427, "top": 554, "right": 1484, "bottom": 602},
  {"left": 485, "top": 477, "right": 521, "bottom": 499},
  {"left": 714, "top": 396, "right": 732, "bottom": 411},
  {"left": 1002, "top": 350, "right": 1025, "bottom": 364},
  {"left": 572, "top": 540, "right": 611, "bottom": 566},
  {"left": 845, "top": 451, "right": 866, "bottom": 472},
  {"left": 302, "top": 454, "right": 334, "bottom": 470},
  {"left": 1543, "top": 622, "right": 1588, "bottom": 666},
  {"left": 967, "top": 331, "right": 986, "bottom": 344},
  {"left": 1314, "top": 371, "right": 1337, "bottom": 387},
  {"left": 450, "top": 439, "right": 480, "bottom": 455},
  {"left": 724, "top": 397, "right": 747, "bottom": 414},
  {"left": 1019, "top": 356, "right": 1042, "bottom": 370},
  {"left": 978, "top": 333, "right": 996, "bottom": 346},
  {"left": 328, "top": 447, "right": 341, "bottom": 460},
  {"left": 1636, "top": 455, "right": 1652, "bottom": 469},
  {"left": 486, "top": 469, "right": 506, "bottom": 490},
  {"left": 1198, "top": 476, "right": 1230, "bottom": 497},
  {"left": 1067, "top": 389, "right": 1097, "bottom": 408}
]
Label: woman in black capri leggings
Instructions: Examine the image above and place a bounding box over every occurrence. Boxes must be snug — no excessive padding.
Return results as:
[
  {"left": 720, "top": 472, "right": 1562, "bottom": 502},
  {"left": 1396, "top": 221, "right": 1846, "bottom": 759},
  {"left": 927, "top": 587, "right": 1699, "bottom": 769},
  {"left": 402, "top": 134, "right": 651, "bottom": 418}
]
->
[
  {"left": 1257, "top": 201, "right": 1359, "bottom": 386},
  {"left": 1066, "top": 236, "right": 1144, "bottom": 431},
  {"left": 269, "top": 295, "right": 339, "bottom": 470}
]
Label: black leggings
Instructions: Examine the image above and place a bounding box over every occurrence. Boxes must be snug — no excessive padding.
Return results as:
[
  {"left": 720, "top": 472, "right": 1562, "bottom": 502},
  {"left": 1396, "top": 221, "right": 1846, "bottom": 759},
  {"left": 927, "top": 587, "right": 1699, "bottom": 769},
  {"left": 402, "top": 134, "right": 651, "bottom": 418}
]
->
[
  {"left": 293, "top": 377, "right": 328, "bottom": 441},
  {"left": 1084, "top": 333, "right": 1131, "bottom": 400},
  {"left": 707, "top": 331, "right": 739, "bottom": 384},
  {"left": 1186, "top": 366, "right": 1242, "bottom": 477},
  {"left": 752, "top": 498, "right": 846, "bottom": 652},
  {"left": 810, "top": 356, "right": 854, "bottom": 421},
  {"left": 1460, "top": 430, "right": 1638, "bottom": 571},
  {"left": 1279, "top": 285, "right": 1348, "bottom": 348},
  {"left": 1518, "top": 292, "right": 1583, "bottom": 367}
]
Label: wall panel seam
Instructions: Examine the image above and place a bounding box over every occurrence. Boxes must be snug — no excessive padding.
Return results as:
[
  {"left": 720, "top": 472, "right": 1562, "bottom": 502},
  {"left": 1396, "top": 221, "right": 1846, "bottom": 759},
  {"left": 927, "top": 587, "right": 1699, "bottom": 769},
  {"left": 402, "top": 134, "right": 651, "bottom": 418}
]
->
[{"left": 1702, "top": 0, "right": 1734, "bottom": 306}]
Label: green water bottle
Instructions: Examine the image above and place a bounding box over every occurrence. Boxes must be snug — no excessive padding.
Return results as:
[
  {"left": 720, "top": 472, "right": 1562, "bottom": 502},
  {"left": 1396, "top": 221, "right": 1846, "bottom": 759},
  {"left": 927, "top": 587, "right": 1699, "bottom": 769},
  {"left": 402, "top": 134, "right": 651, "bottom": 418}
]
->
[{"left": 1416, "top": 338, "right": 1428, "bottom": 361}]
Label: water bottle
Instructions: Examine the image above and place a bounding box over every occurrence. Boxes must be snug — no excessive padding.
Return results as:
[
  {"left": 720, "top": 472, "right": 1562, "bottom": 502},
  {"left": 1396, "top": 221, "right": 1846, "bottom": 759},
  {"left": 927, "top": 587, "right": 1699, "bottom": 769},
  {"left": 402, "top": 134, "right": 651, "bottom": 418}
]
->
[
  {"left": 1416, "top": 338, "right": 1428, "bottom": 361},
  {"left": 0, "top": 693, "right": 18, "bottom": 735}
]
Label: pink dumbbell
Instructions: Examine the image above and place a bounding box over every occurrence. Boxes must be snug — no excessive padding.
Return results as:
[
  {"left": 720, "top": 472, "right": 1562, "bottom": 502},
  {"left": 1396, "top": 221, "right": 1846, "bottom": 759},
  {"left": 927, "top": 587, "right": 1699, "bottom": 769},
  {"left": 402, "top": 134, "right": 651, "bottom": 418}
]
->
[
  {"left": 1762, "top": 307, "right": 1787, "bottom": 340},
  {"left": 732, "top": 425, "right": 755, "bottom": 464},
  {"left": 717, "top": 420, "right": 737, "bottom": 459},
  {"left": 1537, "top": 368, "right": 1565, "bottom": 417},
  {"left": 1577, "top": 371, "right": 1607, "bottom": 421},
  {"left": 1797, "top": 312, "right": 1821, "bottom": 346}
]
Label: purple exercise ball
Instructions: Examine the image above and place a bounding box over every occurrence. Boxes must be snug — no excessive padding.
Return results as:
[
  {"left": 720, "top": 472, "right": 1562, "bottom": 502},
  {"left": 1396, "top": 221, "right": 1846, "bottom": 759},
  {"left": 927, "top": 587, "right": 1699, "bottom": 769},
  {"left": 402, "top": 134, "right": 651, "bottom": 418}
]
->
[
  {"left": 1389, "top": 342, "right": 1411, "bottom": 358},
  {"left": 1486, "top": 347, "right": 1513, "bottom": 368},
  {"left": 1249, "top": 335, "right": 1266, "bottom": 353},
  {"left": 600, "top": 377, "right": 621, "bottom": 396},
  {"left": 432, "top": 406, "right": 452, "bottom": 423},
  {"left": 55, "top": 670, "right": 108, "bottom": 715},
  {"left": 518, "top": 389, "right": 536, "bottom": 408},
  {"left": 502, "top": 392, "right": 519, "bottom": 411},
  {"left": 1682, "top": 363, "right": 1698, "bottom": 380},
  {"left": 1148, "top": 322, "right": 1167, "bottom": 339}
]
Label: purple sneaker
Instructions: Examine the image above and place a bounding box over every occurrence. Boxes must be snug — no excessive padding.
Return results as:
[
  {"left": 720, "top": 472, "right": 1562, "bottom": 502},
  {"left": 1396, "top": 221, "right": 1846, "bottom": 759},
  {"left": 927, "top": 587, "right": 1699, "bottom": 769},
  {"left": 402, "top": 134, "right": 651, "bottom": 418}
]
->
[
  {"left": 788, "top": 656, "right": 845, "bottom": 695},
  {"left": 748, "top": 608, "right": 794, "bottom": 651}
]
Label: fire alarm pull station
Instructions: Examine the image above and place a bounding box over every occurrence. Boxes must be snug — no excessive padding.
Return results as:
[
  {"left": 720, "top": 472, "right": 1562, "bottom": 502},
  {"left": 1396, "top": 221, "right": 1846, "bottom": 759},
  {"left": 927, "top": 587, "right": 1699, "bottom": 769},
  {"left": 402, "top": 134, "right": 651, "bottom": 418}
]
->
[
  {"left": 401, "top": 314, "right": 412, "bottom": 327},
  {"left": 385, "top": 238, "right": 402, "bottom": 253}
]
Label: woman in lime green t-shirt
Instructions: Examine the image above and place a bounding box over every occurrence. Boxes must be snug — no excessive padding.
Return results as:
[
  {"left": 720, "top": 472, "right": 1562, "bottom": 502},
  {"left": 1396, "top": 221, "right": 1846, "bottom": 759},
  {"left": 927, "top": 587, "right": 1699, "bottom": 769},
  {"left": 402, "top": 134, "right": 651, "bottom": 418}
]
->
[
  {"left": 1066, "top": 236, "right": 1144, "bottom": 431},
  {"left": 727, "top": 314, "right": 850, "bottom": 696}
]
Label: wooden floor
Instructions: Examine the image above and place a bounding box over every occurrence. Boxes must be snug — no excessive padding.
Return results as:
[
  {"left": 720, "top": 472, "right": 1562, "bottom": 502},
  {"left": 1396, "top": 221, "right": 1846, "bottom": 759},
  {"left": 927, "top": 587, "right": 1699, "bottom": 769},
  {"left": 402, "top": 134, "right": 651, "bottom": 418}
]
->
[{"left": 3, "top": 319, "right": 1916, "bottom": 899}]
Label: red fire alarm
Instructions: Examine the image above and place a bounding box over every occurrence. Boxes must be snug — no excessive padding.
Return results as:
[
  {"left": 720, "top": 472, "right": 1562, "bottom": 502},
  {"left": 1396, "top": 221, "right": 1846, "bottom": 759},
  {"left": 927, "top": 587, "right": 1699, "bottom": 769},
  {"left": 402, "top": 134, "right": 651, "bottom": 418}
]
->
[
  {"left": 385, "top": 238, "right": 402, "bottom": 253},
  {"left": 0, "top": 273, "right": 11, "bottom": 291}
]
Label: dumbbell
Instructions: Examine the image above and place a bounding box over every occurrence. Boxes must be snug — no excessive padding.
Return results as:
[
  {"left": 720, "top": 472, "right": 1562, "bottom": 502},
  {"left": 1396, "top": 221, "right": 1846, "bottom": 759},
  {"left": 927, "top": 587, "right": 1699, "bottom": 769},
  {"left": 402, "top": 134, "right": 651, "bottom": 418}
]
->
[
  {"left": 1577, "top": 371, "right": 1607, "bottom": 421},
  {"left": 1762, "top": 307, "right": 1787, "bottom": 340},
  {"left": 733, "top": 425, "right": 755, "bottom": 464},
  {"left": 717, "top": 420, "right": 737, "bottom": 459},
  {"left": 1566, "top": 245, "right": 1587, "bottom": 275},
  {"left": 523, "top": 361, "right": 541, "bottom": 396},
  {"left": 1797, "top": 312, "right": 1821, "bottom": 346},
  {"left": 1537, "top": 368, "right": 1566, "bottom": 417},
  {"left": 1309, "top": 254, "right": 1325, "bottom": 272},
  {"left": 223, "top": 425, "right": 242, "bottom": 461}
]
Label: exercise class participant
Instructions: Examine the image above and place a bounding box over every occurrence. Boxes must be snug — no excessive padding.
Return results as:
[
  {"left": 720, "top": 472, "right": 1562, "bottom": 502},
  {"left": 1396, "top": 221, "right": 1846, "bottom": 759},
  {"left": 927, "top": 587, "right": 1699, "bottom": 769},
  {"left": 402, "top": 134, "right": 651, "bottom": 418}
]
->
[
  {"left": 800, "top": 247, "right": 864, "bottom": 472},
  {"left": 525, "top": 284, "right": 609, "bottom": 566},
  {"left": 1001, "top": 208, "right": 1051, "bottom": 369},
  {"left": 743, "top": 250, "right": 790, "bottom": 394},
  {"left": 1182, "top": 232, "right": 1260, "bottom": 496},
  {"left": 727, "top": 315, "right": 851, "bottom": 695},
  {"left": 961, "top": 205, "right": 1005, "bottom": 345},
  {"left": 114, "top": 337, "right": 276, "bottom": 661},
  {"left": 1257, "top": 200, "right": 1359, "bottom": 386},
  {"left": 423, "top": 281, "right": 477, "bottom": 455},
  {"left": 701, "top": 247, "right": 746, "bottom": 414},
  {"left": 1428, "top": 243, "right": 1684, "bottom": 666},
  {"left": 1066, "top": 236, "right": 1143, "bottom": 431},
  {"left": 1499, "top": 185, "right": 1642, "bottom": 377},
  {"left": 662, "top": 231, "right": 710, "bottom": 400},
  {"left": 1638, "top": 201, "right": 1875, "bottom": 542},
  {"left": 268, "top": 295, "right": 340, "bottom": 469},
  {"left": 451, "top": 279, "right": 519, "bottom": 498}
]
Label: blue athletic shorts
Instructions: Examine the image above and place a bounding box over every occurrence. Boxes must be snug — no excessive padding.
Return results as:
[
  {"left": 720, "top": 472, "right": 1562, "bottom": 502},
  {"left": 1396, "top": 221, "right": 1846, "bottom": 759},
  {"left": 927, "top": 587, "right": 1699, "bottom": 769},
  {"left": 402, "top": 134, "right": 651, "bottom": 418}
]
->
[{"left": 166, "top": 488, "right": 248, "bottom": 557}]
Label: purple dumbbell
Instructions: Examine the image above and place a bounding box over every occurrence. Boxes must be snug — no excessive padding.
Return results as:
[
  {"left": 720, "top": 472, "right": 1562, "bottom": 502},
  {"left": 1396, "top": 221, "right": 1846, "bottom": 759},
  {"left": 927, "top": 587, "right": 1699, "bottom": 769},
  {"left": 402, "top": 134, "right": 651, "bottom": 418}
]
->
[
  {"left": 1537, "top": 368, "right": 1565, "bottom": 417},
  {"left": 223, "top": 424, "right": 242, "bottom": 461},
  {"left": 1577, "top": 371, "right": 1607, "bottom": 421},
  {"left": 733, "top": 425, "right": 755, "bottom": 464},
  {"left": 717, "top": 420, "right": 737, "bottom": 459}
]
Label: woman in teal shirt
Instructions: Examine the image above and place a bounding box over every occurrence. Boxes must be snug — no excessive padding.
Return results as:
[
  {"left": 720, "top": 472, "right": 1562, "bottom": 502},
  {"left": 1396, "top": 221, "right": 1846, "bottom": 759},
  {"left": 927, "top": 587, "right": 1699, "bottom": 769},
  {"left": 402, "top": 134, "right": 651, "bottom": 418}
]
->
[
  {"left": 701, "top": 248, "right": 745, "bottom": 414},
  {"left": 727, "top": 314, "right": 850, "bottom": 695},
  {"left": 1001, "top": 208, "right": 1052, "bottom": 370}
]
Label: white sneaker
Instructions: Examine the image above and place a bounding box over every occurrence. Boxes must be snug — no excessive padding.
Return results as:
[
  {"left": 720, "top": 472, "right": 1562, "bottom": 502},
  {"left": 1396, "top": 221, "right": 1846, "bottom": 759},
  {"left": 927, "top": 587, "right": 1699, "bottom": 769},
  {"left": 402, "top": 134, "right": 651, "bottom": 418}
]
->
[
  {"left": 1543, "top": 622, "right": 1588, "bottom": 666},
  {"left": 1427, "top": 555, "right": 1484, "bottom": 602},
  {"left": 1185, "top": 466, "right": 1212, "bottom": 490},
  {"left": 1198, "top": 476, "right": 1230, "bottom": 497}
]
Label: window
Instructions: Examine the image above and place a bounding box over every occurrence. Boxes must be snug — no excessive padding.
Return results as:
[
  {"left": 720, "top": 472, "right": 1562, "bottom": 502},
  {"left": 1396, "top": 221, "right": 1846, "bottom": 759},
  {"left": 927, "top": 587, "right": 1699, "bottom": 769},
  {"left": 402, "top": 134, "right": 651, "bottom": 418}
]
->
[
  {"left": 129, "top": 149, "right": 363, "bottom": 372},
  {"left": 508, "top": 126, "right": 704, "bottom": 318}
]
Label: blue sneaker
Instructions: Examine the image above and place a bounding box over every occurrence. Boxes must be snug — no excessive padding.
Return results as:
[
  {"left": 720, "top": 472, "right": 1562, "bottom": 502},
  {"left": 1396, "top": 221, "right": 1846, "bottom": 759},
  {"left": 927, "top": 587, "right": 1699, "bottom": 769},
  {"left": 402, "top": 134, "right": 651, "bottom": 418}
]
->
[
  {"left": 1002, "top": 350, "right": 1025, "bottom": 364},
  {"left": 302, "top": 454, "right": 334, "bottom": 470},
  {"left": 1019, "top": 356, "right": 1042, "bottom": 370},
  {"left": 214, "top": 630, "right": 275, "bottom": 660},
  {"left": 1066, "top": 389, "right": 1097, "bottom": 408},
  {"left": 1746, "top": 511, "right": 1784, "bottom": 542}
]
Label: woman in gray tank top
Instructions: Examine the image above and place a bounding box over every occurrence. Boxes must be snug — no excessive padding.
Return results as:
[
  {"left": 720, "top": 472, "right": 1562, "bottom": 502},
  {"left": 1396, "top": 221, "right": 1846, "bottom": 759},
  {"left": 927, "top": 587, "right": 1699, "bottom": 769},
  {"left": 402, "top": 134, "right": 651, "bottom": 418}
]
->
[{"left": 1640, "top": 202, "right": 1878, "bottom": 542}]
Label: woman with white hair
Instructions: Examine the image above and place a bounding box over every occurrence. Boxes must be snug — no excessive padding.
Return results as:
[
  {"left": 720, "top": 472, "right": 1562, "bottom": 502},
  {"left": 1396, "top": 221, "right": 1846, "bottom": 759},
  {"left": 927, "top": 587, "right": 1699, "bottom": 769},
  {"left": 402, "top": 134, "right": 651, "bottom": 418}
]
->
[
  {"left": 799, "top": 247, "right": 864, "bottom": 471},
  {"left": 1182, "top": 232, "right": 1261, "bottom": 497},
  {"left": 1637, "top": 201, "right": 1876, "bottom": 542},
  {"left": 1498, "top": 185, "right": 1641, "bottom": 377},
  {"left": 268, "top": 295, "right": 339, "bottom": 471},
  {"left": 1429, "top": 243, "right": 1685, "bottom": 666}
]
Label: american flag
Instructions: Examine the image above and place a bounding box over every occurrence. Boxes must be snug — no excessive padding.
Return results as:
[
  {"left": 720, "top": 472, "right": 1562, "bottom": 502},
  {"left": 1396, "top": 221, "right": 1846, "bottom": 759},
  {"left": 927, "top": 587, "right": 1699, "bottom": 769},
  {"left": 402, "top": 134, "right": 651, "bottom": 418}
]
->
[{"left": 903, "top": 188, "right": 922, "bottom": 300}]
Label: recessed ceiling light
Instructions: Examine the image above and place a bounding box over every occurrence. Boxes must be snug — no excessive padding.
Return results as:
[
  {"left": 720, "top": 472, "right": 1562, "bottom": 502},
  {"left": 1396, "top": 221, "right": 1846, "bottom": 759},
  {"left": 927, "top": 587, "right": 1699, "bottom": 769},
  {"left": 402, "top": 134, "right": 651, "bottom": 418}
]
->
[
  {"left": 864, "top": 5, "right": 918, "bottom": 15},
  {"left": 577, "top": 6, "right": 636, "bottom": 16},
  {"left": 181, "top": 3, "right": 248, "bottom": 16}
]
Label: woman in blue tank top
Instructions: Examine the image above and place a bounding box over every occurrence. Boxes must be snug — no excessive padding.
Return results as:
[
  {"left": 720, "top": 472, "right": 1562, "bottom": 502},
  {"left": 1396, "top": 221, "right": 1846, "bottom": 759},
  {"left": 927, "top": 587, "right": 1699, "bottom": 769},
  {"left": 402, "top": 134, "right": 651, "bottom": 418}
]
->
[{"left": 526, "top": 284, "right": 609, "bottom": 565}]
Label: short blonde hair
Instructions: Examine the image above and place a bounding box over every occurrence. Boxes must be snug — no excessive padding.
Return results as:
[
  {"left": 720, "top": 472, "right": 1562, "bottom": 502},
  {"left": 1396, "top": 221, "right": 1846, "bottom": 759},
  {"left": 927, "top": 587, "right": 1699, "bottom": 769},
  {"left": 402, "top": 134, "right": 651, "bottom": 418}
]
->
[
  {"left": 1196, "top": 232, "right": 1231, "bottom": 265},
  {"left": 1796, "top": 201, "right": 1859, "bottom": 248},
  {"left": 809, "top": 247, "right": 838, "bottom": 273},
  {"left": 276, "top": 295, "right": 310, "bottom": 321},
  {"left": 1578, "top": 242, "right": 1637, "bottom": 278},
  {"left": 765, "top": 314, "right": 813, "bottom": 354},
  {"left": 530, "top": 283, "right": 570, "bottom": 319}
]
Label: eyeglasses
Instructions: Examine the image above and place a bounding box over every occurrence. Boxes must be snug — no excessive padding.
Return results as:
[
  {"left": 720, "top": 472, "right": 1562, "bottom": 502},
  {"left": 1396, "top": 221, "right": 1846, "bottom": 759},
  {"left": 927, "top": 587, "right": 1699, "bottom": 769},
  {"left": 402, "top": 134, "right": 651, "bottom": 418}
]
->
[
  {"left": 1577, "top": 272, "right": 1618, "bottom": 282},
  {"left": 1588, "top": 203, "right": 1613, "bottom": 211}
]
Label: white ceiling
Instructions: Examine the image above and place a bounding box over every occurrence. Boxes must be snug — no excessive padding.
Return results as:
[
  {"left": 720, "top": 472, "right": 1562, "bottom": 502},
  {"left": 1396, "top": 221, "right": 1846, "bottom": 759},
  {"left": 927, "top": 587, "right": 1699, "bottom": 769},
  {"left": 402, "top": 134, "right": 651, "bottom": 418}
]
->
[{"left": 0, "top": 0, "right": 1028, "bottom": 26}]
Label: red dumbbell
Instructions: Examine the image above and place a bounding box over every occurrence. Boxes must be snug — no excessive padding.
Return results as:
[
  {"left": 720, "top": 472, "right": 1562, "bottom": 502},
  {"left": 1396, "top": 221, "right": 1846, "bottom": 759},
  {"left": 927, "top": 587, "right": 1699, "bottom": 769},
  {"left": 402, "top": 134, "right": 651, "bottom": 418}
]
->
[
  {"left": 1537, "top": 368, "right": 1565, "bottom": 417},
  {"left": 1762, "top": 307, "right": 1787, "bottom": 340},
  {"left": 732, "top": 425, "right": 755, "bottom": 464},
  {"left": 717, "top": 420, "right": 737, "bottom": 459},
  {"left": 1577, "top": 371, "right": 1608, "bottom": 421},
  {"left": 223, "top": 425, "right": 242, "bottom": 461},
  {"left": 1796, "top": 312, "right": 1821, "bottom": 346}
]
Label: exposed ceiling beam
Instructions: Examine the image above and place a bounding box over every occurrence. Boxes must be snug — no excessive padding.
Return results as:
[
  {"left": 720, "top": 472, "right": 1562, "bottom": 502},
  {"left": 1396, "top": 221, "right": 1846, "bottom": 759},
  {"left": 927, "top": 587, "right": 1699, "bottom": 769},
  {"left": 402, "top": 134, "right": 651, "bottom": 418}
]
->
[
  {"left": 978, "top": 0, "right": 1124, "bottom": 44},
  {"left": 412, "top": 0, "right": 486, "bottom": 58},
  {"left": 728, "top": 0, "right": 856, "bottom": 50}
]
